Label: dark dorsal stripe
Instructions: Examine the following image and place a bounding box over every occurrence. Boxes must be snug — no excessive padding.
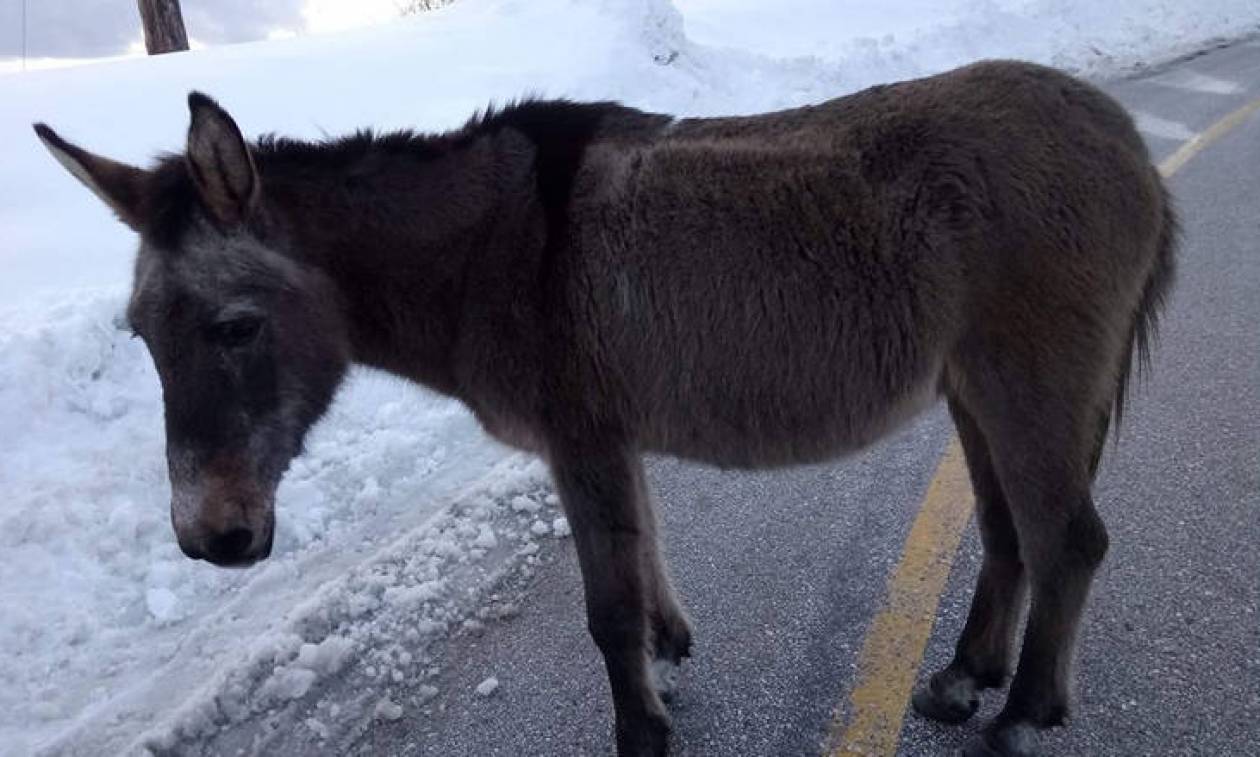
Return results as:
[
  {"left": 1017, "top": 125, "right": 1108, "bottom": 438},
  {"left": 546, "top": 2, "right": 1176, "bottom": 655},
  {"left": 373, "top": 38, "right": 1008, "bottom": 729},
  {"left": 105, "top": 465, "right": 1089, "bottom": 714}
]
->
[
  {"left": 471, "top": 100, "right": 611, "bottom": 247},
  {"left": 138, "top": 99, "right": 619, "bottom": 255}
]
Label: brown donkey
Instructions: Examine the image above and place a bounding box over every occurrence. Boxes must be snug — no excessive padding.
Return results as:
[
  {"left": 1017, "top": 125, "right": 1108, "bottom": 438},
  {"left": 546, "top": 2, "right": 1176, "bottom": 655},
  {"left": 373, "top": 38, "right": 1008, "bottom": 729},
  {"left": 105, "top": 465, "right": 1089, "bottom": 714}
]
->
[{"left": 35, "top": 60, "right": 1174, "bottom": 756}]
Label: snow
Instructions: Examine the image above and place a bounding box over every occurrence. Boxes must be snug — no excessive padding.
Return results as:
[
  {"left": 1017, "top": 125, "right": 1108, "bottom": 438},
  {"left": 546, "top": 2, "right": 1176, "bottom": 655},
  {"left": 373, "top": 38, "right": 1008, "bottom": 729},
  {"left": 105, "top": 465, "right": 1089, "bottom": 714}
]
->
[
  {"left": 145, "top": 587, "right": 184, "bottom": 623},
  {"left": 296, "top": 636, "right": 357, "bottom": 676},
  {"left": 2, "top": 0, "right": 1259, "bottom": 755},
  {"left": 304, "top": 716, "right": 331, "bottom": 740},
  {"left": 510, "top": 494, "right": 543, "bottom": 514},
  {"left": 373, "top": 698, "right": 404, "bottom": 721},
  {"left": 474, "top": 524, "right": 499, "bottom": 549},
  {"left": 475, "top": 677, "right": 501, "bottom": 698}
]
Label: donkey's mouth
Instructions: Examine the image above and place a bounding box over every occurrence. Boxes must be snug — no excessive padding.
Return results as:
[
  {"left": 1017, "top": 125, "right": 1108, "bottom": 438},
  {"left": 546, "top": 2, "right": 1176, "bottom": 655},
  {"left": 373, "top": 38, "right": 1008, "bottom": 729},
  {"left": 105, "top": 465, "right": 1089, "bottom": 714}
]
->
[
  {"left": 204, "top": 554, "right": 263, "bottom": 569},
  {"left": 180, "top": 521, "right": 275, "bottom": 568}
]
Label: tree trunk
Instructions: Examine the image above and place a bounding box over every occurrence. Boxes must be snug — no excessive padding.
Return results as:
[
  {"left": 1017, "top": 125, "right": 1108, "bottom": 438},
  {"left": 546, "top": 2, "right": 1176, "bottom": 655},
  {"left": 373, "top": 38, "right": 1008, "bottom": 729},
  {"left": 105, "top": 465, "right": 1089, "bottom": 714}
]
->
[{"left": 138, "top": 0, "right": 189, "bottom": 55}]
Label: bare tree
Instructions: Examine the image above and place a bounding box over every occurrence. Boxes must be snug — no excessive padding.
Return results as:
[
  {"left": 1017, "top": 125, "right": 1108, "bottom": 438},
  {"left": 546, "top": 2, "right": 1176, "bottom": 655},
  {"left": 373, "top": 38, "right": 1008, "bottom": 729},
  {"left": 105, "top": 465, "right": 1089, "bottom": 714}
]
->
[
  {"left": 398, "top": 0, "right": 456, "bottom": 15},
  {"left": 138, "top": 0, "right": 189, "bottom": 55}
]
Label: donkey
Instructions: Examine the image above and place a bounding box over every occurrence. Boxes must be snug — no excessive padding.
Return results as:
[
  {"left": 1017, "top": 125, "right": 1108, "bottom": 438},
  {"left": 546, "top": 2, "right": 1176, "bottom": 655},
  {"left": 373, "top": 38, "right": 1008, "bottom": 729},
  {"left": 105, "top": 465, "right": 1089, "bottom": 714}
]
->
[{"left": 35, "top": 59, "right": 1174, "bottom": 756}]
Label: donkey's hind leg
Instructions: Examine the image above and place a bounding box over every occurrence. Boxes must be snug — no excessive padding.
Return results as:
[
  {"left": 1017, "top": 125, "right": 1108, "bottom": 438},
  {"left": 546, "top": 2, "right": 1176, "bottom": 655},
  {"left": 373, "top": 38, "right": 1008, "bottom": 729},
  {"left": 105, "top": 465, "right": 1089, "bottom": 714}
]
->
[
  {"left": 956, "top": 373, "right": 1111, "bottom": 757},
  {"left": 640, "top": 499, "right": 693, "bottom": 702},
  {"left": 913, "top": 397, "right": 1027, "bottom": 725},
  {"left": 549, "top": 439, "right": 670, "bottom": 757}
]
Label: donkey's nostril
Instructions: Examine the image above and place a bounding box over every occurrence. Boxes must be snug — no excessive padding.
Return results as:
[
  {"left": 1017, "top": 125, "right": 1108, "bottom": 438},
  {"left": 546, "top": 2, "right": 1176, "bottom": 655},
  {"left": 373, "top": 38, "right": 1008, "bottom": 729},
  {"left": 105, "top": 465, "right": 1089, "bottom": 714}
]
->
[
  {"left": 178, "top": 540, "right": 206, "bottom": 561},
  {"left": 205, "top": 527, "right": 254, "bottom": 563}
]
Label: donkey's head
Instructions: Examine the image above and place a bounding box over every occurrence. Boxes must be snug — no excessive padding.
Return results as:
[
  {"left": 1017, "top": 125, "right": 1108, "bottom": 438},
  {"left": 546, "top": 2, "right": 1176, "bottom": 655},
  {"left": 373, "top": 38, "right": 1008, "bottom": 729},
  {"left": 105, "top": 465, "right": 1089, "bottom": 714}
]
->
[{"left": 35, "top": 94, "right": 350, "bottom": 567}]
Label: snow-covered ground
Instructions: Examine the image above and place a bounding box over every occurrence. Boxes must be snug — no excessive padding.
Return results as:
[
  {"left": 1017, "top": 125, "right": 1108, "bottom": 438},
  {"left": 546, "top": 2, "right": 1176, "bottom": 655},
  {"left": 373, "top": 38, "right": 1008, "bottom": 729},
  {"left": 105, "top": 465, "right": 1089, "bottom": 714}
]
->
[{"left": 2, "top": 1, "right": 1258, "bottom": 755}]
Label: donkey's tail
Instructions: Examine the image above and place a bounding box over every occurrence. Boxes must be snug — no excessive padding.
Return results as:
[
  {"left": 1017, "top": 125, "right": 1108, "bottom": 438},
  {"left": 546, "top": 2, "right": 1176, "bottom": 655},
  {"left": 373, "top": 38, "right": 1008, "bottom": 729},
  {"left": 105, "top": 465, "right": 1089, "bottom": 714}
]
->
[{"left": 1092, "top": 178, "right": 1179, "bottom": 474}]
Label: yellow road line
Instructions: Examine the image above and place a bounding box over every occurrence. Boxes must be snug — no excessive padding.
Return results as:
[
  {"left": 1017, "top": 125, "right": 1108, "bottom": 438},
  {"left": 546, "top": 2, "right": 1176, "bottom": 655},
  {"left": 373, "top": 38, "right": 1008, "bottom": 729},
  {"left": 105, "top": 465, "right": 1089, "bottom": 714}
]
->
[
  {"left": 829, "top": 439, "right": 973, "bottom": 757},
  {"left": 1158, "top": 96, "right": 1260, "bottom": 177},
  {"left": 827, "top": 92, "right": 1260, "bottom": 757}
]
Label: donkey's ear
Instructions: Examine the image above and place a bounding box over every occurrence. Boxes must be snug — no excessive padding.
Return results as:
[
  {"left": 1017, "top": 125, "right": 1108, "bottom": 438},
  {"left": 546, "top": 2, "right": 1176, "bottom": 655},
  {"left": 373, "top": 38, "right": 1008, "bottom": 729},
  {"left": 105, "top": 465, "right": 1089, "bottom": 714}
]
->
[
  {"left": 33, "top": 123, "right": 148, "bottom": 232},
  {"left": 185, "top": 92, "right": 259, "bottom": 226}
]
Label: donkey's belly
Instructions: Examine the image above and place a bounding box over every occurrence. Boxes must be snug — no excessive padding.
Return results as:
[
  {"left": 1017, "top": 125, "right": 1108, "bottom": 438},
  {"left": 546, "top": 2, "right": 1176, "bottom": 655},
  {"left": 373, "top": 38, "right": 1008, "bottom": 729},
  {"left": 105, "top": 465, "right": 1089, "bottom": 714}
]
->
[{"left": 640, "top": 367, "right": 941, "bottom": 469}]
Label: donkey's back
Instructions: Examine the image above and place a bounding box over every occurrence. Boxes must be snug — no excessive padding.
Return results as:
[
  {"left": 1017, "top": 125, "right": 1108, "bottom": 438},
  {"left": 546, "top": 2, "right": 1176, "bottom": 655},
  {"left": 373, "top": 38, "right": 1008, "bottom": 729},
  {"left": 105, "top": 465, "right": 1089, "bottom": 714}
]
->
[
  {"left": 536, "top": 61, "right": 1175, "bottom": 756},
  {"left": 559, "top": 60, "right": 1170, "bottom": 471}
]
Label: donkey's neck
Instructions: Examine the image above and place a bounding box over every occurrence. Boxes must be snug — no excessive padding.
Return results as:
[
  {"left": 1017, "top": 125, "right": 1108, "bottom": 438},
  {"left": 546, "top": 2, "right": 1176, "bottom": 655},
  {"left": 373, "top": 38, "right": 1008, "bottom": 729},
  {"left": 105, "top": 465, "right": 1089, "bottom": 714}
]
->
[{"left": 262, "top": 131, "right": 537, "bottom": 395}]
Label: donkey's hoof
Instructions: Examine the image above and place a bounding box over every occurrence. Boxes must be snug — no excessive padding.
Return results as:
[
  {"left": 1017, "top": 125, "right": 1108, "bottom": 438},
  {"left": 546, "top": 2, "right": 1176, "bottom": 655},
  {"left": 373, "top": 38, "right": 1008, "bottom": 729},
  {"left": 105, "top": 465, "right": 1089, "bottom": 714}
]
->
[
  {"left": 960, "top": 723, "right": 1038, "bottom": 757},
  {"left": 912, "top": 677, "right": 979, "bottom": 724},
  {"left": 650, "top": 658, "right": 683, "bottom": 702}
]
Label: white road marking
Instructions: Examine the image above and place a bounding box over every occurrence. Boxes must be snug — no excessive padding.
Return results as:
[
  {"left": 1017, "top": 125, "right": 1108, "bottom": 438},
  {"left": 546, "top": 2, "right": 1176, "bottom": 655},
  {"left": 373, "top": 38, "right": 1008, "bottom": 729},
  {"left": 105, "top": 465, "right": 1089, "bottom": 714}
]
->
[
  {"left": 1149, "top": 70, "right": 1242, "bottom": 95},
  {"left": 1132, "top": 110, "right": 1197, "bottom": 141}
]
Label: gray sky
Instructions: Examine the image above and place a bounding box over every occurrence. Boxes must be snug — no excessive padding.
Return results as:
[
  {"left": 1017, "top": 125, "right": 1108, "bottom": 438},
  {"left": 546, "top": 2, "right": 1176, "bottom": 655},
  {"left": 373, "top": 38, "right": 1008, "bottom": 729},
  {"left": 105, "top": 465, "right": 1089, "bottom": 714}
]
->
[{"left": 0, "top": 1, "right": 393, "bottom": 60}]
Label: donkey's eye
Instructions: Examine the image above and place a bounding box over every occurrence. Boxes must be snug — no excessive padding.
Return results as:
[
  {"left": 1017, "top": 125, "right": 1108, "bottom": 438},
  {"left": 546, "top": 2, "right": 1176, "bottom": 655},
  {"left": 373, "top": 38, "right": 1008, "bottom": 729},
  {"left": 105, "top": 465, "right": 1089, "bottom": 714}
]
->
[{"left": 206, "top": 317, "right": 262, "bottom": 348}]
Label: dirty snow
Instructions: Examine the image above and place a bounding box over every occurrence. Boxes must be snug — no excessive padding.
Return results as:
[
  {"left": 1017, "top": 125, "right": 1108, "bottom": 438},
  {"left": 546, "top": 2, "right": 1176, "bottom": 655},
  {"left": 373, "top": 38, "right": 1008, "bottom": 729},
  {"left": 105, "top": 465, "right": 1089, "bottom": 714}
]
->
[
  {"left": 372, "top": 698, "right": 404, "bottom": 722},
  {"left": 2, "top": 0, "right": 1259, "bottom": 755},
  {"left": 475, "top": 677, "right": 501, "bottom": 698}
]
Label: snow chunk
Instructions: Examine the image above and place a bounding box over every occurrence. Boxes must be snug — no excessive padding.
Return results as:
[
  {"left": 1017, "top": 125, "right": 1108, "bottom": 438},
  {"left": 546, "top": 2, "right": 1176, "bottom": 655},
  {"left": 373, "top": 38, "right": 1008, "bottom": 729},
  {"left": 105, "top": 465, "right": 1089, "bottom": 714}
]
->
[
  {"left": 510, "top": 495, "right": 541, "bottom": 514},
  {"left": 473, "top": 524, "right": 498, "bottom": 549},
  {"left": 530, "top": 519, "right": 551, "bottom": 536},
  {"left": 383, "top": 580, "right": 445, "bottom": 608},
  {"left": 144, "top": 588, "right": 182, "bottom": 623},
  {"left": 305, "top": 717, "right": 330, "bottom": 740},
  {"left": 552, "top": 517, "right": 571, "bottom": 538},
  {"left": 374, "top": 697, "right": 404, "bottom": 721},
  {"left": 262, "top": 667, "right": 318, "bottom": 702},
  {"left": 295, "top": 635, "right": 356, "bottom": 676},
  {"left": 475, "top": 676, "right": 500, "bottom": 697}
]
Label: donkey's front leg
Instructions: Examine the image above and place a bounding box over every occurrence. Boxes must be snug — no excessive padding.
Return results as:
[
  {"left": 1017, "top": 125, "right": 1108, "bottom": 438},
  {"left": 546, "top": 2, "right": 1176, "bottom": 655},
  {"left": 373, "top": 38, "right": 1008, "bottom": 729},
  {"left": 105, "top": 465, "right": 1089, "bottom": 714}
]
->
[{"left": 549, "top": 440, "right": 670, "bottom": 757}]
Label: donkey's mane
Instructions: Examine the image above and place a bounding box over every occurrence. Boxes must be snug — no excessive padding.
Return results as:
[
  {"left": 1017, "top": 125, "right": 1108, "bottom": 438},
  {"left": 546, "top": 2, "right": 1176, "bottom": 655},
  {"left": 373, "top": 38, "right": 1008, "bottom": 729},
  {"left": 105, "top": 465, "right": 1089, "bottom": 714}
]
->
[{"left": 139, "top": 98, "right": 626, "bottom": 251}]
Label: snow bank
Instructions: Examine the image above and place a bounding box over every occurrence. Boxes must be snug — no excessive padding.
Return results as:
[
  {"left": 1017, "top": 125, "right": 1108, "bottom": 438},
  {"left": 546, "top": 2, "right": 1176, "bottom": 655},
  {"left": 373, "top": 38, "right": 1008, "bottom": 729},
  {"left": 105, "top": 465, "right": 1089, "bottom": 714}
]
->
[
  {"left": 133, "top": 465, "right": 564, "bottom": 755},
  {"left": 2, "top": 0, "right": 1258, "bottom": 754},
  {"left": 0, "top": 291, "right": 528, "bottom": 755},
  {"left": 677, "top": 0, "right": 1260, "bottom": 79}
]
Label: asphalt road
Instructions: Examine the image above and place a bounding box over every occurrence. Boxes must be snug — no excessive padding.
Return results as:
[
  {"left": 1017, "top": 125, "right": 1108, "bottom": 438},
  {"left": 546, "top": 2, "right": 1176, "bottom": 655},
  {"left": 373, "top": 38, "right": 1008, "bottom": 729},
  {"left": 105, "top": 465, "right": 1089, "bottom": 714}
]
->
[{"left": 272, "top": 39, "right": 1259, "bottom": 757}]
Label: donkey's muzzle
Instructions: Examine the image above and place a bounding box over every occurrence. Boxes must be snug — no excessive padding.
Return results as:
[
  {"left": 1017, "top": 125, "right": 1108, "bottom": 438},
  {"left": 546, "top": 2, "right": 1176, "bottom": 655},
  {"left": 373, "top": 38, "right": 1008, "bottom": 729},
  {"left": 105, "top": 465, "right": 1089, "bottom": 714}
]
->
[
  {"left": 206, "top": 527, "right": 255, "bottom": 564},
  {"left": 180, "top": 522, "right": 274, "bottom": 568}
]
